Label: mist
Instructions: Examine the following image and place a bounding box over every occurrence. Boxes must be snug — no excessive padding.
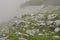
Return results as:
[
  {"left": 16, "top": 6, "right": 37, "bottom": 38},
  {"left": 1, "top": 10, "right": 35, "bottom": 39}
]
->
[
  {"left": 0, "top": 0, "right": 28, "bottom": 23},
  {"left": 0, "top": 0, "right": 60, "bottom": 23},
  {"left": 21, "top": 0, "right": 60, "bottom": 7}
]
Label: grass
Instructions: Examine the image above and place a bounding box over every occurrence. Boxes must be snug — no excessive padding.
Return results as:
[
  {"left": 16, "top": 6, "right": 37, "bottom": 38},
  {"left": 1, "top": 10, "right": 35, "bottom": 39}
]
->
[
  {"left": 1, "top": 10, "right": 60, "bottom": 40},
  {"left": 7, "top": 31, "right": 19, "bottom": 40},
  {"left": 27, "top": 34, "right": 60, "bottom": 40}
]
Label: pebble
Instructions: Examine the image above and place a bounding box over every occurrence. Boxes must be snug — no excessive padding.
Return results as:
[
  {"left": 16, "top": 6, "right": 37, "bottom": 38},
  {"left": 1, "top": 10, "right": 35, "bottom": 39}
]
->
[{"left": 53, "top": 36, "right": 60, "bottom": 38}]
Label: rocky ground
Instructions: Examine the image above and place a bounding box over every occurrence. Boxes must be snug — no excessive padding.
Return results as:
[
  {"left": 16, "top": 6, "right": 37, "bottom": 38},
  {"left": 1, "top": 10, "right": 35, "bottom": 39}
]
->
[{"left": 0, "top": 5, "right": 60, "bottom": 40}]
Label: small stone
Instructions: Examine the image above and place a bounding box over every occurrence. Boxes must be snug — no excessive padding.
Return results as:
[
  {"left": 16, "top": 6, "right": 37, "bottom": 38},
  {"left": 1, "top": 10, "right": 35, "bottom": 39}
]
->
[
  {"left": 26, "top": 30, "right": 35, "bottom": 36},
  {"left": 26, "top": 29, "right": 39, "bottom": 36},
  {"left": 42, "top": 30, "right": 46, "bottom": 32},
  {"left": 53, "top": 36, "right": 60, "bottom": 38},
  {"left": 38, "top": 33, "right": 43, "bottom": 35},
  {"left": 51, "top": 32, "right": 55, "bottom": 34},
  {"left": 23, "top": 28, "right": 26, "bottom": 31},
  {"left": 48, "top": 14, "right": 57, "bottom": 20},
  {"left": 2, "top": 34, "right": 6, "bottom": 37},
  {"left": 54, "top": 28, "right": 60, "bottom": 32},
  {"left": 47, "top": 21, "right": 53, "bottom": 25},
  {"left": 16, "top": 32, "right": 22, "bottom": 35},
  {"left": 54, "top": 20, "right": 60, "bottom": 27},
  {"left": 24, "top": 25, "right": 28, "bottom": 28},
  {"left": 19, "top": 37, "right": 27, "bottom": 40}
]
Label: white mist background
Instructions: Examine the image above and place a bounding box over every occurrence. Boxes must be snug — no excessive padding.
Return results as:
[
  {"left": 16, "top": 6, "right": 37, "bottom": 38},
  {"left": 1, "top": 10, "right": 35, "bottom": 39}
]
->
[
  {"left": 0, "top": 0, "right": 29, "bottom": 23},
  {"left": 0, "top": 0, "right": 60, "bottom": 24}
]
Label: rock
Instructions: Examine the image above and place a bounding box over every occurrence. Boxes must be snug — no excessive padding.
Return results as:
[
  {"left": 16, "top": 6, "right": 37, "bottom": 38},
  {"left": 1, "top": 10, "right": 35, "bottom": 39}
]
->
[
  {"left": 26, "top": 30, "right": 35, "bottom": 36},
  {"left": 53, "top": 36, "right": 60, "bottom": 38},
  {"left": 26, "top": 29, "right": 39, "bottom": 36},
  {"left": 0, "top": 37, "right": 7, "bottom": 40},
  {"left": 38, "top": 33, "right": 43, "bottom": 35},
  {"left": 2, "top": 34, "right": 6, "bottom": 37},
  {"left": 24, "top": 25, "right": 28, "bottom": 28},
  {"left": 38, "top": 21, "right": 45, "bottom": 26},
  {"left": 54, "top": 20, "right": 60, "bottom": 27},
  {"left": 0, "top": 38, "right": 5, "bottom": 40},
  {"left": 16, "top": 32, "right": 29, "bottom": 37},
  {"left": 13, "top": 21, "right": 21, "bottom": 26},
  {"left": 54, "top": 27, "right": 60, "bottom": 32},
  {"left": 47, "top": 21, "right": 54, "bottom": 26},
  {"left": 37, "top": 14, "right": 45, "bottom": 19},
  {"left": 48, "top": 14, "right": 57, "bottom": 20},
  {"left": 16, "top": 32, "right": 22, "bottom": 35},
  {"left": 51, "top": 32, "right": 55, "bottom": 34},
  {"left": 42, "top": 30, "right": 46, "bottom": 32},
  {"left": 19, "top": 37, "right": 27, "bottom": 40}
]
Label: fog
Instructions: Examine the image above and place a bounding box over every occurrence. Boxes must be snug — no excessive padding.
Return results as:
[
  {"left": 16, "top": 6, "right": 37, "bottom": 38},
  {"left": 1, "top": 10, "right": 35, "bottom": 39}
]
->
[
  {"left": 0, "top": 0, "right": 60, "bottom": 23},
  {"left": 21, "top": 0, "right": 60, "bottom": 7},
  {"left": 0, "top": 0, "right": 28, "bottom": 23}
]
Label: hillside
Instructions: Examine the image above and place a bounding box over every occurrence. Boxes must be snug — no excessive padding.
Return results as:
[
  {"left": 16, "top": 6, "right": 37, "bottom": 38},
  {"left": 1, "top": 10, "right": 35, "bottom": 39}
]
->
[{"left": 0, "top": 9, "right": 60, "bottom": 40}]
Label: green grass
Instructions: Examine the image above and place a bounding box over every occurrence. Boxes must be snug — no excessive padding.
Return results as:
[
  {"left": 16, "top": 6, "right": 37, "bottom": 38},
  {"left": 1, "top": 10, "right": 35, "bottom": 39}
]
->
[
  {"left": 27, "top": 35, "right": 60, "bottom": 40},
  {"left": 7, "top": 31, "right": 19, "bottom": 40},
  {"left": 2, "top": 10, "right": 60, "bottom": 40}
]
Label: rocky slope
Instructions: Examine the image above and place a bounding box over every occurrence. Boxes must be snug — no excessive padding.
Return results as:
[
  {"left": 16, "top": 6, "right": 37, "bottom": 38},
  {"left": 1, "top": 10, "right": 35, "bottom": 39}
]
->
[{"left": 0, "top": 5, "right": 60, "bottom": 40}]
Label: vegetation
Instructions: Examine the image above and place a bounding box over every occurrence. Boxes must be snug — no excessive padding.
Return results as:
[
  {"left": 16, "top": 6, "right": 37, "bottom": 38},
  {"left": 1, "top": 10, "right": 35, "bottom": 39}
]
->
[{"left": 0, "top": 10, "right": 60, "bottom": 40}]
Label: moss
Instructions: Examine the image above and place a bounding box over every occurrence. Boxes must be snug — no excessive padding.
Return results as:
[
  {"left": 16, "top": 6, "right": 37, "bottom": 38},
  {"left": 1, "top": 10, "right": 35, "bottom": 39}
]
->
[{"left": 8, "top": 31, "right": 19, "bottom": 40}]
